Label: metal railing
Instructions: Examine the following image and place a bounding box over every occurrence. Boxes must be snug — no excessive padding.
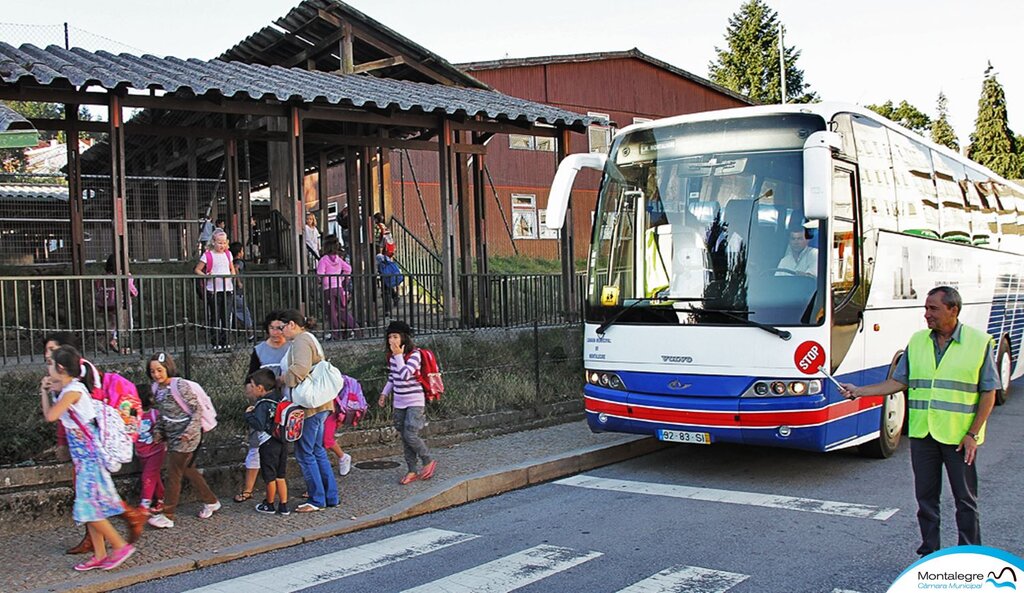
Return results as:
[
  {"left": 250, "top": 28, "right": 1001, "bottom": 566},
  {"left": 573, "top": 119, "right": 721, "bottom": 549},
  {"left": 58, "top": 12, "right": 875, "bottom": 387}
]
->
[{"left": 0, "top": 269, "right": 582, "bottom": 366}]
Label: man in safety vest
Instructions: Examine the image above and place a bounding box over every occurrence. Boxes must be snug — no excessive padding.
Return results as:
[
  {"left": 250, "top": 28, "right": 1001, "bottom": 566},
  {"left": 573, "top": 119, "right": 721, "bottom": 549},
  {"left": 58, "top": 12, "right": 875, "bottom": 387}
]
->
[{"left": 839, "top": 285, "right": 997, "bottom": 557}]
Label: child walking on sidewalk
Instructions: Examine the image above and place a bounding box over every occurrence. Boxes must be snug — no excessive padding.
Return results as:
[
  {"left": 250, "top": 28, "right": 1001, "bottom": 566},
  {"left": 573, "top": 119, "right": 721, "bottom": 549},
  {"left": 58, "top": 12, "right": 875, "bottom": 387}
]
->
[
  {"left": 377, "top": 320, "right": 437, "bottom": 485},
  {"left": 134, "top": 384, "right": 166, "bottom": 514},
  {"left": 243, "top": 369, "right": 290, "bottom": 515},
  {"left": 41, "top": 345, "right": 135, "bottom": 571}
]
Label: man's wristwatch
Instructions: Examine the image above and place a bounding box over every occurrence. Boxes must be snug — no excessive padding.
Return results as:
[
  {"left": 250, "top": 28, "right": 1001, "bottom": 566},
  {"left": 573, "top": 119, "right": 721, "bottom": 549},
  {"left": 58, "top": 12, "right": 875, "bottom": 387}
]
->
[{"left": 965, "top": 431, "right": 978, "bottom": 440}]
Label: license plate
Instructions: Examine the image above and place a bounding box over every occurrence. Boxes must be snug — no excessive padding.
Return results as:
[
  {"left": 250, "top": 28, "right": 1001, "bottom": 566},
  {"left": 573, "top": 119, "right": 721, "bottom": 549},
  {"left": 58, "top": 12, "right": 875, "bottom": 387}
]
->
[{"left": 658, "top": 429, "right": 711, "bottom": 445}]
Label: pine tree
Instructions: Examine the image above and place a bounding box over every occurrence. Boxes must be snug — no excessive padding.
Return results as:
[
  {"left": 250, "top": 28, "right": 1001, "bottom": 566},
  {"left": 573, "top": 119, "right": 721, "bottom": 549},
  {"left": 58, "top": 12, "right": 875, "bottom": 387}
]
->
[
  {"left": 708, "top": 0, "right": 817, "bottom": 104},
  {"left": 967, "top": 63, "right": 1022, "bottom": 178},
  {"left": 930, "top": 92, "right": 960, "bottom": 152}
]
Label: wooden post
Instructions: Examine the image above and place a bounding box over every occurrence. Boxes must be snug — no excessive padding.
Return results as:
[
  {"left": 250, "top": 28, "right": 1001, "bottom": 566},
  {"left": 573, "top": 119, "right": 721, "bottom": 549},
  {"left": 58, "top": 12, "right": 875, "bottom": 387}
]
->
[
  {"left": 340, "top": 22, "right": 354, "bottom": 74},
  {"left": 557, "top": 128, "right": 576, "bottom": 320},
  {"left": 226, "top": 137, "right": 240, "bottom": 242},
  {"left": 65, "top": 104, "right": 84, "bottom": 274},
  {"left": 344, "top": 147, "right": 362, "bottom": 276},
  {"left": 455, "top": 131, "right": 474, "bottom": 325},
  {"left": 187, "top": 137, "right": 199, "bottom": 257},
  {"left": 437, "top": 118, "right": 459, "bottom": 326},
  {"left": 108, "top": 93, "right": 131, "bottom": 340},
  {"left": 288, "top": 107, "right": 305, "bottom": 276},
  {"left": 471, "top": 131, "right": 490, "bottom": 321},
  {"left": 318, "top": 150, "right": 329, "bottom": 237}
]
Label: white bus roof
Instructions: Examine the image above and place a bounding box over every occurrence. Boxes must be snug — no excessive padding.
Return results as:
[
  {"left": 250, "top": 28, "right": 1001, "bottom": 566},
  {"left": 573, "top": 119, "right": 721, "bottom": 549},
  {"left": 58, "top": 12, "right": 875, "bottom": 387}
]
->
[{"left": 614, "top": 102, "right": 1024, "bottom": 194}]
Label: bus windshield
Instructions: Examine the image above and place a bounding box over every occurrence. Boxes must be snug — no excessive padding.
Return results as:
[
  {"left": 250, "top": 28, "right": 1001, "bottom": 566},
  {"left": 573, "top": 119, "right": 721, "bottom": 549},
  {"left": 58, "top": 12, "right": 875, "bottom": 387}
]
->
[{"left": 587, "top": 113, "right": 828, "bottom": 328}]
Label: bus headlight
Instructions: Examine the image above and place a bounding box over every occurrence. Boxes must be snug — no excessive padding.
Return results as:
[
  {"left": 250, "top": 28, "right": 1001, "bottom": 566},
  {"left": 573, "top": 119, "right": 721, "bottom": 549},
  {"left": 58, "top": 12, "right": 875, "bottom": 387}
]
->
[
  {"left": 586, "top": 370, "right": 625, "bottom": 390},
  {"left": 744, "top": 379, "right": 822, "bottom": 397}
]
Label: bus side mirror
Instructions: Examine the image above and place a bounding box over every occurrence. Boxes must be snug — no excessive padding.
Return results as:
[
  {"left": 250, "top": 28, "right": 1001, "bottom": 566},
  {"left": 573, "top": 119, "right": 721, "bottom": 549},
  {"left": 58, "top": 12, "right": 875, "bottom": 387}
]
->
[
  {"left": 803, "top": 131, "right": 842, "bottom": 220},
  {"left": 546, "top": 152, "right": 607, "bottom": 229}
]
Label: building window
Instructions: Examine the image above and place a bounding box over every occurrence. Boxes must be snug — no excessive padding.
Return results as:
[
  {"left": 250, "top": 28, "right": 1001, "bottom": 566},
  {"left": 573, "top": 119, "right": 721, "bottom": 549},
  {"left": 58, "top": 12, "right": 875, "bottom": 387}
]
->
[
  {"left": 535, "top": 136, "right": 556, "bottom": 152},
  {"left": 509, "top": 134, "right": 534, "bottom": 150},
  {"left": 511, "top": 193, "right": 538, "bottom": 240},
  {"left": 632, "top": 117, "right": 653, "bottom": 125},
  {"left": 588, "top": 112, "right": 611, "bottom": 154}
]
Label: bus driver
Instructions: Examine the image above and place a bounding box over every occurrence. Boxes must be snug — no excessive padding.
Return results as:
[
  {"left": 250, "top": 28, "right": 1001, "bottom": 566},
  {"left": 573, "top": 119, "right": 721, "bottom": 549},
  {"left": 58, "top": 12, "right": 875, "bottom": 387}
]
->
[{"left": 776, "top": 227, "right": 817, "bottom": 276}]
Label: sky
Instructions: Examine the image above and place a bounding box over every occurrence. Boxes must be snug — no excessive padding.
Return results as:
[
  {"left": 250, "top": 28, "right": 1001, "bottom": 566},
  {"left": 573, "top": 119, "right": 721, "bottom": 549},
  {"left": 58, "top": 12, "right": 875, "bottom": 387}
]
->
[{"left": 2, "top": 0, "right": 1021, "bottom": 148}]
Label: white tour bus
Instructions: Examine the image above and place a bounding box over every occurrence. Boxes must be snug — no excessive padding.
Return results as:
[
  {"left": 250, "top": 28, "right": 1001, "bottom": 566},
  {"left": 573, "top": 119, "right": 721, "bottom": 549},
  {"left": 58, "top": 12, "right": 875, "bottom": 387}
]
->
[{"left": 545, "top": 102, "right": 1022, "bottom": 458}]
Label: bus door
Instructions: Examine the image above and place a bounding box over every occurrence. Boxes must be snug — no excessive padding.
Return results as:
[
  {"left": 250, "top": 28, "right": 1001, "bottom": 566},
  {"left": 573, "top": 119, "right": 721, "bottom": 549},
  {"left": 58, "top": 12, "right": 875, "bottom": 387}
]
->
[{"left": 829, "top": 164, "right": 871, "bottom": 443}]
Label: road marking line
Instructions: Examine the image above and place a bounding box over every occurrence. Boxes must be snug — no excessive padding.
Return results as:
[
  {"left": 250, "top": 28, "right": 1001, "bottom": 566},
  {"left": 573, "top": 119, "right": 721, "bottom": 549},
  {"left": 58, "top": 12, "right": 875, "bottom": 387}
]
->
[
  {"left": 555, "top": 475, "right": 899, "bottom": 521},
  {"left": 831, "top": 589, "right": 864, "bottom": 593},
  {"left": 181, "top": 527, "right": 479, "bottom": 593},
  {"left": 616, "top": 564, "right": 749, "bottom": 593},
  {"left": 401, "top": 544, "right": 602, "bottom": 593}
]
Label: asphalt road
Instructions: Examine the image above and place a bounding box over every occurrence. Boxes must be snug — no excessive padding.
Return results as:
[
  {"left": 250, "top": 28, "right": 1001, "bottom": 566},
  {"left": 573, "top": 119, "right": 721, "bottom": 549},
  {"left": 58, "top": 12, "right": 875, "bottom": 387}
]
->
[{"left": 117, "top": 394, "right": 1023, "bottom": 593}]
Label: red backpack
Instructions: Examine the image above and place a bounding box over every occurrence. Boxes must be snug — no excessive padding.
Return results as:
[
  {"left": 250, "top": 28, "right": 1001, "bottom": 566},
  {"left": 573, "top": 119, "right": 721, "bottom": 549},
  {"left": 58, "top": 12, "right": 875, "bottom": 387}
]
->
[{"left": 414, "top": 348, "right": 444, "bottom": 402}]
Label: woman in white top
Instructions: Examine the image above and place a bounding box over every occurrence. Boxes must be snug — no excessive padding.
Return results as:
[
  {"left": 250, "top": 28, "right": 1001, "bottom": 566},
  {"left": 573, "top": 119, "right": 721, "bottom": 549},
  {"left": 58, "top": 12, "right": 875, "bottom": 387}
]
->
[
  {"left": 41, "top": 345, "right": 134, "bottom": 572},
  {"left": 194, "top": 229, "right": 238, "bottom": 349}
]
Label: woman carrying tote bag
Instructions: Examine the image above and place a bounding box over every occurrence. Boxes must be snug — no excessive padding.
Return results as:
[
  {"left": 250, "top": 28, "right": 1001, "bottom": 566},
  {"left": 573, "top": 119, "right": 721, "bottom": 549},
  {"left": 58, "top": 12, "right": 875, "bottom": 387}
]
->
[{"left": 276, "top": 310, "right": 339, "bottom": 513}]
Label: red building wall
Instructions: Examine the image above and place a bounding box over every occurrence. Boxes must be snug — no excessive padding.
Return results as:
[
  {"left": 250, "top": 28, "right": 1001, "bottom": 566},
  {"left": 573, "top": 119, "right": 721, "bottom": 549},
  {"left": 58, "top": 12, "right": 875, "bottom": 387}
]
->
[{"left": 389, "top": 56, "right": 750, "bottom": 261}]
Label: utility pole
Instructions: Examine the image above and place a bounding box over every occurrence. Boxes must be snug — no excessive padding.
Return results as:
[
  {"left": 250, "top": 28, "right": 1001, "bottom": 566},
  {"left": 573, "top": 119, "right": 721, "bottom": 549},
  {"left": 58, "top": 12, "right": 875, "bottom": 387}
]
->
[{"left": 778, "top": 22, "right": 787, "bottom": 104}]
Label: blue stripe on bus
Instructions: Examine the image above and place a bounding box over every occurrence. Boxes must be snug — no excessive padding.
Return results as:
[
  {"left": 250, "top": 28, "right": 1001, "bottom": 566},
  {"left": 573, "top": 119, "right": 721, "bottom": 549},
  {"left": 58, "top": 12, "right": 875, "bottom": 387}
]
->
[{"left": 585, "top": 364, "right": 892, "bottom": 453}]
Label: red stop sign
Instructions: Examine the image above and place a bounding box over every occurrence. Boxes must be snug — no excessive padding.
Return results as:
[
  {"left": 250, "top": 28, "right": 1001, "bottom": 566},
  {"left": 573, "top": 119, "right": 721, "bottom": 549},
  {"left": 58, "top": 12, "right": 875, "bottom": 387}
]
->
[{"left": 794, "top": 341, "right": 826, "bottom": 375}]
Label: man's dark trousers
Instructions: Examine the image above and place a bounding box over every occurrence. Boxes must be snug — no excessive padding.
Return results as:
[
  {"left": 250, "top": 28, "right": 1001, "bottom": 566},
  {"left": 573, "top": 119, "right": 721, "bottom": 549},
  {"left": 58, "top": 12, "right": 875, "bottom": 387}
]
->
[{"left": 910, "top": 434, "right": 980, "bottom": 556}]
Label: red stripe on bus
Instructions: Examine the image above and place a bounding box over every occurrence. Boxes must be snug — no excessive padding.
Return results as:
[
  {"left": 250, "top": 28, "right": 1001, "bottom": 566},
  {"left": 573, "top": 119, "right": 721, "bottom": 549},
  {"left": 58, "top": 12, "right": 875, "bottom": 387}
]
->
[{"left": 584, "top": 396, "right": 879, "bottom": 428}]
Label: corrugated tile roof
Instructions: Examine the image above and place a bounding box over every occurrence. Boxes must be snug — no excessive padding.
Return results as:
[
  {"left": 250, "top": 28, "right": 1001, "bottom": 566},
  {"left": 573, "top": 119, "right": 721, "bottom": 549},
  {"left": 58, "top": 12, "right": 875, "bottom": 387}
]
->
[
  {"left": 222, "top": 0, "right": 486, "bottom": 89},
  {"left": 0, "top": 43, "right": 598, "bottom": 129},
  {"left": 0, "top": 103, "right": 32, "bottom": 132},
  {"left": 0, "top": 184, "right": 69, "bottom": 203}
]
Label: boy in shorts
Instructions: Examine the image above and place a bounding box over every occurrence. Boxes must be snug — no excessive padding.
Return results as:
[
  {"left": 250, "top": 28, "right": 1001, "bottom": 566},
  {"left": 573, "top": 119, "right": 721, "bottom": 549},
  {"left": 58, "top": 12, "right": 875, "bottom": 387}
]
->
[{"left": 243, "top": 369, "right": 289, "bottom": 515}]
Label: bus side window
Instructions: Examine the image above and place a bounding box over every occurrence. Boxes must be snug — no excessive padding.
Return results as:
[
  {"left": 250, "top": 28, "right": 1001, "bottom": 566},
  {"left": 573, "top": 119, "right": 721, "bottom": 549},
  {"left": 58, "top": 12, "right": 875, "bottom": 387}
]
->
[{"left": 832, "top": 168, "right": 858, "bottom": 302}]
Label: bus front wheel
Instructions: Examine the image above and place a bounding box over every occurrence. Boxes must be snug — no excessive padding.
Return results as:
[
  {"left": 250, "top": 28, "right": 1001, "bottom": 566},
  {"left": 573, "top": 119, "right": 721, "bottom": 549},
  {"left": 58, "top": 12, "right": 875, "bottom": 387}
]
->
[
  {"left": 996, "top": 337, "right": 1013, "bottom": 406},
  {"left": 859, "top": 389, "right": 906, "bottom": 459}
]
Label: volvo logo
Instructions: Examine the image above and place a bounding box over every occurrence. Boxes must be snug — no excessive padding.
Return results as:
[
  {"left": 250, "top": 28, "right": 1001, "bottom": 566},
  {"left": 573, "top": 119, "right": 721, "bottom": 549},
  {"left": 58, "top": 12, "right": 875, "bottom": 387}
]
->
[{"left": 667, "top": 380, "right": 691, "bottom": 390}]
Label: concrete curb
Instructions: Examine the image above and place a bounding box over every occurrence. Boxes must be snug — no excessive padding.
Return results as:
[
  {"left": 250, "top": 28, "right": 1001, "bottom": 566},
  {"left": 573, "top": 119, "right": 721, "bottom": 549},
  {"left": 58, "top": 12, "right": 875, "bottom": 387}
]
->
[{"left": 26, "top": 436, "right": 667, "bottom": 593}]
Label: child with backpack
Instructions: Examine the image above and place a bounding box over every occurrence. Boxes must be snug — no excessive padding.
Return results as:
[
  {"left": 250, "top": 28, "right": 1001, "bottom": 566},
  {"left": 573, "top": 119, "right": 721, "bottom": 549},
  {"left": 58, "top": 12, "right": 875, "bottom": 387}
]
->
[
  {"left": 41, "top": 345, "right": 135, "bottom": 572},
  {"left": 134, "top": 384, "right": 166, "bottom": 515},
  {"left": 243, "top": 369, "right": 290, "bottom": 515},
  {"left": 145, "top": 352, "right": 221, "bottom": 529},
  {"left": 194, "top": 229, "right": 237, "bottom": 350},
  {"left": 377, "top": 320, "right": 437, "bottom": 485},
  {"left": 324, "top": 375, "right": 363, "bottom": 477}
]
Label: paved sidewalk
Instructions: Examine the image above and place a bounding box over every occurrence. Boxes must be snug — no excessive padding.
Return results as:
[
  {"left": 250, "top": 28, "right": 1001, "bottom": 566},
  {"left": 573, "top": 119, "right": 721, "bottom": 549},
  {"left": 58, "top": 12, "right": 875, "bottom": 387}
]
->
[{"left": 11, "top": 421, "right": 664, "bottom": 593}]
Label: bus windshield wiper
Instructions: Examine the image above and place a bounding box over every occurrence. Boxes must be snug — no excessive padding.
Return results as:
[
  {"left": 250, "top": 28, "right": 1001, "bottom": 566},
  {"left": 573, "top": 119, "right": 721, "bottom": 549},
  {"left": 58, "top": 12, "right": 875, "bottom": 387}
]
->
[
  {"left": 596, "top": 297, "right": 705, "bottom": 335},
  {"left": 686, "top": 307, "right": 792, "bottom": 341}
]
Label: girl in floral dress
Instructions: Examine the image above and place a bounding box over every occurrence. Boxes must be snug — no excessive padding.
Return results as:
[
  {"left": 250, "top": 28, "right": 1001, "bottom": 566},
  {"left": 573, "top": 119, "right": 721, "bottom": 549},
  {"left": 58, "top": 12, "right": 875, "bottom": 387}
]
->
[{"left": 40, "top": 345, "right": 135, "bottom": 572}]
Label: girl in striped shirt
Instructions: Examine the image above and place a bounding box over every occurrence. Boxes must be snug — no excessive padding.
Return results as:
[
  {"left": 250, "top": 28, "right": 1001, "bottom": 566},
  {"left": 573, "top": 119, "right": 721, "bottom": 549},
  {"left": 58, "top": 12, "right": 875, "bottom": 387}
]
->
[{"left": 377, "top": 320, "right": 437, "bottom": 485}]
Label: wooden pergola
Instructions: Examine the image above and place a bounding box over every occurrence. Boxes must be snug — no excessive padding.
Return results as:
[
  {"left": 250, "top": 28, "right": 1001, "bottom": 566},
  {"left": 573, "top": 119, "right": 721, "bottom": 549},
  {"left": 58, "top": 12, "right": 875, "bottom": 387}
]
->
[{"left": 0, "top": 41, "right": 594, "bottom": 325}]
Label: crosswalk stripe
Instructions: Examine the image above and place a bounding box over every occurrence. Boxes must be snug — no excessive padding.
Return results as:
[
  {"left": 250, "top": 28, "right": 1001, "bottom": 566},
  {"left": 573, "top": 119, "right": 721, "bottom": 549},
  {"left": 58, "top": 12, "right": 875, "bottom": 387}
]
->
[
  {"left": 400, "top": 544, "right": 602, "bottom": 593},
  {"left": 181, "top": 527, "right": 479, "bottom": 593},
  {"left": 555, "top": 475, "right": 899, "bottom": 521},
  {"left": 615, "top": 564, "right": 749, "bottom": 593},
  {"left": 830, "top": 589, "right": 864, "bottom": 593}
]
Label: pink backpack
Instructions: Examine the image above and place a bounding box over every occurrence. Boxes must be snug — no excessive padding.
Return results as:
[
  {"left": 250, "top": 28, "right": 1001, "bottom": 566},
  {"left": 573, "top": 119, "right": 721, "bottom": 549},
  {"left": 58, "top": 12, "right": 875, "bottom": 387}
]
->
[
  {"left": 102, "top": 372, "right": 142, "bottom": 442},
  {"left": 161, "top": 377, "right": 218, "bottom": 432},
  {"left": 335, "top": 375, "right": 367, "bottom": 427}
]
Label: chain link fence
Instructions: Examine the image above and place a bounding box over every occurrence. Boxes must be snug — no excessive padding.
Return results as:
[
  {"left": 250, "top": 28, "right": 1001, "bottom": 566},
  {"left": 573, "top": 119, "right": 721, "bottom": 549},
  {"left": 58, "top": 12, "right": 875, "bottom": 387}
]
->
[
  {"left": 0, "top": 322, "right": 583, "bottom": 466},
  {"left": 0, "top": 22, "right": 146, "bottom": 54}
]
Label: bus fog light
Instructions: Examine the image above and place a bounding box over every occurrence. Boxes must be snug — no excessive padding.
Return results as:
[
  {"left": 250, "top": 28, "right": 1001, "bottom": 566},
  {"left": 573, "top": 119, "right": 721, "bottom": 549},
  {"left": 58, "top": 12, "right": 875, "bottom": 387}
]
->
[
  {"left": 599, "top": 374, "right": 610, "bottom": 386},
  {"left": 754, "top": 382, "right": 768, "bottom": 396},
  {"left": 770, "top": 381, "right": 787, "bottom": 395},
  {"left": 778, "top": 425, "right": 792, "bottom": 437},
  {"left": 588, "top": 371, "right": 600, "bottom": 384},
  {"left": 597, "top": 413, "right": 609, "bottom": 424},
  {"left": 608, "top": 375, "right": 623, "bottom": 389},
  {"left": 789, "top": 381, "right": 807, "bottom": 395},
  {"left": 808, "top": 380, "right": 822, "bottom": 394}
]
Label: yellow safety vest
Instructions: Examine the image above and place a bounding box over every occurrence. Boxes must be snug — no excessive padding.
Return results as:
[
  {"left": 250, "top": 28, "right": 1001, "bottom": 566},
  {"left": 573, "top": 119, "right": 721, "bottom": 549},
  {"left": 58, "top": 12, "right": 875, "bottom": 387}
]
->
[
  {"left": 906, "top": 325, "right": 992, "bottom": 445},
  {"left": 643, "top": 228, "right": 670, "bottom": 297}
]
